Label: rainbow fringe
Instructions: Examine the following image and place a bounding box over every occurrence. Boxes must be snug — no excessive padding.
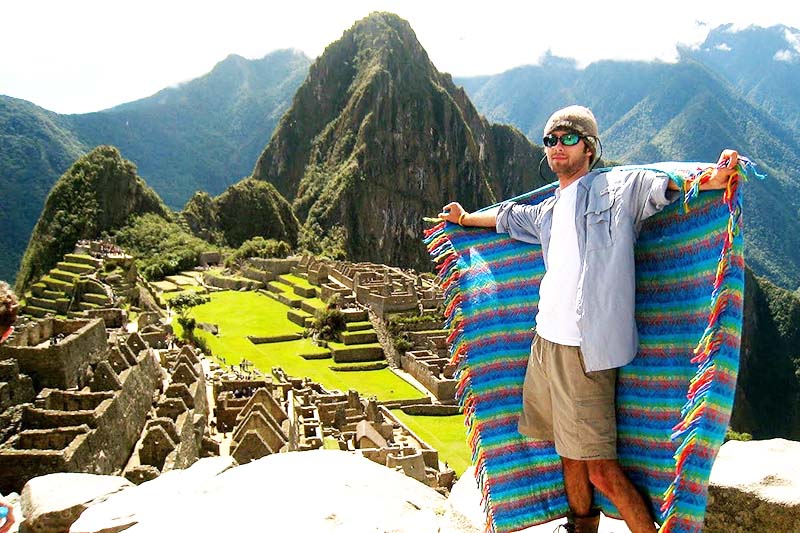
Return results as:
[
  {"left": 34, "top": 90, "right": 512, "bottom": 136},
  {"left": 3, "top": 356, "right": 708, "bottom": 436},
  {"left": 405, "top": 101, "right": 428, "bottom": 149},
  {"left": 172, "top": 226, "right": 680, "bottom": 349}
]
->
[{"left": 424, "top": 161, "right": 760, "bottom": 533}]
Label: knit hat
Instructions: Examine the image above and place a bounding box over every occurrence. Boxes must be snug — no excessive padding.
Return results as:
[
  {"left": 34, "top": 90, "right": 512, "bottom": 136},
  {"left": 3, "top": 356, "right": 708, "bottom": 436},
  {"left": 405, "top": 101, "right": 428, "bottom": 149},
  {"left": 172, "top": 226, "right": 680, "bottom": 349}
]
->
[{"left": 544, "top": 105, "right": 600, "bottom": 164}]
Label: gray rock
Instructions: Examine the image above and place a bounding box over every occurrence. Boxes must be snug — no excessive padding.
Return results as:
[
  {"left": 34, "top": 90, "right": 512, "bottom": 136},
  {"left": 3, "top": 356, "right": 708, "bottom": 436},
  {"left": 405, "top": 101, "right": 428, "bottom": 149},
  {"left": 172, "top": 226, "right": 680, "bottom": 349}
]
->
[
  {"left": 21, "top": 474, "right": 131, "bottom": 533},
  {"left": 73, "top": 450, "right": 467, "bottom": 532},
  {"left": 706, "top": 438, "right": 800, "bottom": 533},
  {"left": 71, "top": 456, "right": 236, "bottom": 533}
]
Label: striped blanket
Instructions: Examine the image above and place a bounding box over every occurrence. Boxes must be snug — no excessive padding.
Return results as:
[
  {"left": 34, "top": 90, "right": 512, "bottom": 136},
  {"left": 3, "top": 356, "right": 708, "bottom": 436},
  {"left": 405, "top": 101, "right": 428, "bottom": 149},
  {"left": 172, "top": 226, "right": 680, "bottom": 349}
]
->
[{"left": 424, "top": 162, "right": 758, "bottom": 532}]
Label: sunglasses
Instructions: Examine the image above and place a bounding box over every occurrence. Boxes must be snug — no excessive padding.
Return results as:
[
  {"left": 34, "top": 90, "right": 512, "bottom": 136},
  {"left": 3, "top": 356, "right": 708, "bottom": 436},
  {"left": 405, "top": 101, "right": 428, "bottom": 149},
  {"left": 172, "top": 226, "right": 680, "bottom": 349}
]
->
[{"left": 543, "top": 132, "right": 581, "bottom": 147}]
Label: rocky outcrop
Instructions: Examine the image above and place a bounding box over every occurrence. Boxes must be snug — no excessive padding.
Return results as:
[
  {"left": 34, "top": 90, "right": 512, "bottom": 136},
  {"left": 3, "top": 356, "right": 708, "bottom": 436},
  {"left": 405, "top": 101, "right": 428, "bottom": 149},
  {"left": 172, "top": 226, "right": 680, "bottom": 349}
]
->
[
  {"left": 706, "top": 438, "right": 800, "bottom": 532},
  {"left": 56, "top": 451, "right": 470, "bottom": 532},
  {"left": 20, "top": 473, "right": 131, "bottom": 533},
  {"left": 252, "top": 12, "right": 547, "bottom": 270},
  {"left": 5, "top": 432, "right": 800, "bottom": 532},
  {"left": 16, "top": 146, "right": 168, "bottom": 292},
  {"left": 182, "top": 178, "right": 299, "bottom": 248}
]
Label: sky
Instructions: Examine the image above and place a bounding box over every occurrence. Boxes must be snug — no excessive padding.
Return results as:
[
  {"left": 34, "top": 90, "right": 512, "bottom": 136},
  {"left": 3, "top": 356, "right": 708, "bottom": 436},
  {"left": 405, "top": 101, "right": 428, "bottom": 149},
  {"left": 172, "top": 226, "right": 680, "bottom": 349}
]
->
[{"left": 2, "top": 0, "right": 800, "bottom": 114}]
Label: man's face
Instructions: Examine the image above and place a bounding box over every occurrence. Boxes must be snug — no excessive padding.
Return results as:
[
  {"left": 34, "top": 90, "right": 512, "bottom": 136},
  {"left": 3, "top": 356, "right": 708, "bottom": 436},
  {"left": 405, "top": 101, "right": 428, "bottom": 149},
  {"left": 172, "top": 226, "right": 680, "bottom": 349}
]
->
[{"left": 544, "top": 129, "right": 592, "bottom": 177}]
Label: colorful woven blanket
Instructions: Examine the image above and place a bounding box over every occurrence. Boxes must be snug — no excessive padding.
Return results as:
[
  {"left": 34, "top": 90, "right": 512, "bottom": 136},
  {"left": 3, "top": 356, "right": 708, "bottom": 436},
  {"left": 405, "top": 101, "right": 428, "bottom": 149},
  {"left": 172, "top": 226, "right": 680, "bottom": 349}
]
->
[{"left": 424, "top": 161, "right": 759, "bottom": 533}]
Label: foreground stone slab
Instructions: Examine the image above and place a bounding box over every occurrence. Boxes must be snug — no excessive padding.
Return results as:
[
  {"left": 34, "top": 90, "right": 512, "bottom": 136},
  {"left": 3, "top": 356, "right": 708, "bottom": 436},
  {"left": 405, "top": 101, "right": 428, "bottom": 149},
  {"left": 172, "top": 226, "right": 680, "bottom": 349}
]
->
[
  {"left": 706, "top": 438, "right": 800, "bottom": 532},
  {"left": 72, "top": 451, "right": 463, "bottom": 532},
  {"left": 21, "top": 473, "right": 131, "bottom": 533},
  {"left": 71, "top": 456, "right": 236, "bottom": 533}
]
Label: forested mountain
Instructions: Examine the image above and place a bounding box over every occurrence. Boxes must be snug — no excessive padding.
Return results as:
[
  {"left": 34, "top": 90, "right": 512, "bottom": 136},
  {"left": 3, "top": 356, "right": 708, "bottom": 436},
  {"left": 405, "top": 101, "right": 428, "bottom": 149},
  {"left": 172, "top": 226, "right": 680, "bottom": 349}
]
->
[
  {"left": 68, "top": 50, "right": 311, "bottom": 208},
  {"left": 0, "top": 97, "right": 85, "bottom": 283},
  {"left": 15, "top": 146, "right": 169, "bottom": 291},
  {"left": 0, "top": 50, "right": 310, "bottom": 284},
  {"left": 251, "top": 12, "right": 547, "bottom": 269}
]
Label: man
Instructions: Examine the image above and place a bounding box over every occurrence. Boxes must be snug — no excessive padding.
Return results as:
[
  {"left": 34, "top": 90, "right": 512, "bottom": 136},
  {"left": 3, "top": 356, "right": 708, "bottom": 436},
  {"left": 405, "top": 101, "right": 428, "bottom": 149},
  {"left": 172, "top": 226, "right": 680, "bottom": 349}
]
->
[
  {"left": 439, "top": 106, "right": 739, "bottom": 533},
  {"left": 0, "top": 281, "right": 17, "bottom": 533}
]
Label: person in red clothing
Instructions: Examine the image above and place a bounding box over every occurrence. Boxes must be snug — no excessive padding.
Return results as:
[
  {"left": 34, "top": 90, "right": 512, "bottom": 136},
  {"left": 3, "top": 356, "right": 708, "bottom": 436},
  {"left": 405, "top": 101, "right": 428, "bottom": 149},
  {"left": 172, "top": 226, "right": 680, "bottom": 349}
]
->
[{"left": 0, "top": 281, "right": 18, "bottom": 533}]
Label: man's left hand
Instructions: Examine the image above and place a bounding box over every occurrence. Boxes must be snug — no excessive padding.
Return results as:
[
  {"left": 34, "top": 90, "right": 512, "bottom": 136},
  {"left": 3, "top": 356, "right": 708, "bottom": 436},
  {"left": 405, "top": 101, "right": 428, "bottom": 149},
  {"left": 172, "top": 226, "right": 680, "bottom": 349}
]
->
[{"left": 706, "top": 149, "right": 739, "bottom": 189}]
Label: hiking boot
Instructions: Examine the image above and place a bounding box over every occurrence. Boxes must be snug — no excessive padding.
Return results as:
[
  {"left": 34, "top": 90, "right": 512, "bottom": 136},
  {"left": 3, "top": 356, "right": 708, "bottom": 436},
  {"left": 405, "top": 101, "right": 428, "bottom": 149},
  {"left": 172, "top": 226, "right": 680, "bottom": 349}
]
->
[{"left": 553, "top": 510, "right": 601, "bottom": 533}]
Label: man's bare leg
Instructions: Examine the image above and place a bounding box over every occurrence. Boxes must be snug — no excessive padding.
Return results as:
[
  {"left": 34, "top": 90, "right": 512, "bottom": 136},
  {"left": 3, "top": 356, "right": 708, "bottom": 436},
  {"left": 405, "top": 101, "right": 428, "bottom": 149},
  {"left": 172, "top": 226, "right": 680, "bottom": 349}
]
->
[
  {"left": 562, "top": 457, "right": 593, "bottom": 516},
  {"left": 562, "top": 457, "right": 656, "bottom": 533}
]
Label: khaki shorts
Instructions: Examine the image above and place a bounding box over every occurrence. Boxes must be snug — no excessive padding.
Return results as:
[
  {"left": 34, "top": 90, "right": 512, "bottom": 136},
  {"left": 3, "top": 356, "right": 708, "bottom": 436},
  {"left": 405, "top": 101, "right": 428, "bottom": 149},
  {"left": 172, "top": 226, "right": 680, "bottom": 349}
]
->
[{"left": 517, "top": 333, "right": 618, "bottom": 460}]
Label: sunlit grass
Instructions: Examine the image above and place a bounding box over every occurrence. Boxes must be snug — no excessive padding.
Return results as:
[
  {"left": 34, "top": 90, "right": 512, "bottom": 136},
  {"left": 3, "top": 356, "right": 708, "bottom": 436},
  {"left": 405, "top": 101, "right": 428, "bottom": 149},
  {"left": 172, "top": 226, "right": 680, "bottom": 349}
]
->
[{"left": 186, "top": 291, "right": 426, "bottom": 402}]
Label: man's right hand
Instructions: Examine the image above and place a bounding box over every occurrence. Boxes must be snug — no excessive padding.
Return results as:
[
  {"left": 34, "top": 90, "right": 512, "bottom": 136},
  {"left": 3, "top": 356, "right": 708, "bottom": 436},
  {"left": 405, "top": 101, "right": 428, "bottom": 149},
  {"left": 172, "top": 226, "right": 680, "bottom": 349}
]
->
[{"left": 439, "top": 202, "right": 467, "bottom": 224}]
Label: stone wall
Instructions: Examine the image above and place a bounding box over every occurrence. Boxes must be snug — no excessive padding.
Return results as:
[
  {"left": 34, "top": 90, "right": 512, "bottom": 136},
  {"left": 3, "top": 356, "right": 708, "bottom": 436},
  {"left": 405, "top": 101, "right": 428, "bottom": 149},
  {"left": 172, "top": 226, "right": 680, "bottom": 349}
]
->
[
  {"left": 0, "top": 346, "right": 162, "bottom": 493},
  {"left": 203, "top": 271, "right": 263, "bottom": 291},
  {"left": 0, "top": 319, "right": 108, "bottom": 390},
  {"left": 400, "top": 350, "right": 456, "bottom": 401}
]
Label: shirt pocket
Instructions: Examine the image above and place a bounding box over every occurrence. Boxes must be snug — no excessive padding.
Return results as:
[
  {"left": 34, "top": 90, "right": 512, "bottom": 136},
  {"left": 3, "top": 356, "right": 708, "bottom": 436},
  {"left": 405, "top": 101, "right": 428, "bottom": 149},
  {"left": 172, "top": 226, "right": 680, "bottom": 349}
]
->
[{"left": 585, "top": 188, "right": 614, "bottom": 250}]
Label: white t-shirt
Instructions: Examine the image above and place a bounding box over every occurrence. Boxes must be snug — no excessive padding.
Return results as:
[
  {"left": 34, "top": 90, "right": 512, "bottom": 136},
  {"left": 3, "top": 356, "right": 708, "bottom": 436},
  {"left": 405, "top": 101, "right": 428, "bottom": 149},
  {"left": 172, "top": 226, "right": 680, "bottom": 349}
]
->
[{"left": 535, "top": 178, "right": 582, "bottom": 346}]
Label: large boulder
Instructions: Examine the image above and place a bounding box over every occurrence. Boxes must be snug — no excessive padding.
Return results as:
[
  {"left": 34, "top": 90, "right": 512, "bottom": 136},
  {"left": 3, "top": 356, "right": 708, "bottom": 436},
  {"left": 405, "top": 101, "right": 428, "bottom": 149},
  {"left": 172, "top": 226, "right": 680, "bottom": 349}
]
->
[
  {"left": 706, "top": 438, "right": 800, "bottom": 532},
  {"left": 72, "top": 450, "right": 468, "bottom": 532},
  {"left": 20, "top": 473, "right": 132, "bottom": 533}
]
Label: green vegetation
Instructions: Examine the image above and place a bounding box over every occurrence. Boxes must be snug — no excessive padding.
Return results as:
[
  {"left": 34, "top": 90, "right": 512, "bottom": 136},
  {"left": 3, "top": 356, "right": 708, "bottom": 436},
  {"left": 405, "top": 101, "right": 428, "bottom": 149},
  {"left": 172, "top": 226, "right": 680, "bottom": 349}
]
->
[
  {"left": 725, "top": 428, "right": 753, "bottom": 442},
  {"left": 224, "top": 237, "right": 292, "bottom": 268},
  {"left": 114, "top": 213, "right": 211, "bottom": 280}
]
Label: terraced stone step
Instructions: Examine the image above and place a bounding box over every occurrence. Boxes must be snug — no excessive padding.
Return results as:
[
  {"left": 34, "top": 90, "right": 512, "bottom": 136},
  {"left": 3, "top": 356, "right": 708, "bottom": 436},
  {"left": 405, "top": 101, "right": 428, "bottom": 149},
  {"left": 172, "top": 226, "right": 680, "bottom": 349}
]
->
[
  {"left": 299, "top": 352, "right": 333, "bottom": 360},
  {"left": 287, "top": 309, "right": 313, "bottom": 328},
  {"left": 78, "top": 301, "right": 100, "bottom": 311},
  {"left": 22, "top": 305, "right": 52, "bottom": 318},
  {"left": 82, "top": 293, "right": 111, "bottom": 306},
  {"left": 293, "top": 285, "right": 317, "bottom": 298},
  {"left": 57, "top": 261, "right": 95, "bottom": 275},
  {"left": 276, "top": 292, "right": 303, "bottom": 308},
  {"left": 267, "top": 281, "right": 293, "bottom": 294},
  {"left": 300, "top": 299, "right": 326, "bottom": 316},
  {"left": 30, "top": 283, "right": 49, "bottom": 298},
  {"left": 64, "top": 253, "right": 103, "bottom": 268},
  {"left": 341, "top": 308, "right": 367, "bottom": 323},
  {"left": 262, "top": 290, "right": 302, "bottom": 310},
  {"left": 27, "top": 296, "right": 70, "bottom": 314},
  {"left": 41, "top": 276, "right": 74, "bottom": 294},
  {"left": 43, "top": 289, "right": 66, "bottom": 300},
  {"left": 49, "top": 269, "right": 80, "bottom": 283},
  {"left": 345, "top": 321, "right": 373, "bottom": 332},
  {"left": 330, "top": 344, "right": 384, "bottom": 363},
  {"left": 341, "top": 330, "right": 378, "bottom": 345}
]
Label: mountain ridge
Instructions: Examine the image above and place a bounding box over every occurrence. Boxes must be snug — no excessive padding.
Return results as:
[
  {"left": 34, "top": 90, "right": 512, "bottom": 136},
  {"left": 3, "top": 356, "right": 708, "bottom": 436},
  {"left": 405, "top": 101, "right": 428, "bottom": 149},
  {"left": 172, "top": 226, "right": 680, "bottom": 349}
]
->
[{"left": 0, "top": 49, "right": 310, "bottom": 284}]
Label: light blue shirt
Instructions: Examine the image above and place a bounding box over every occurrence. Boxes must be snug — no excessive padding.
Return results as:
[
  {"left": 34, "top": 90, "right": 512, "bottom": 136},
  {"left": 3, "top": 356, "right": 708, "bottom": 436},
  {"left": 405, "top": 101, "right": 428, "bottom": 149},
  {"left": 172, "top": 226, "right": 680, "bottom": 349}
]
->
[{"left": 496, "top": 168, "right": 679, "bottom": 371}]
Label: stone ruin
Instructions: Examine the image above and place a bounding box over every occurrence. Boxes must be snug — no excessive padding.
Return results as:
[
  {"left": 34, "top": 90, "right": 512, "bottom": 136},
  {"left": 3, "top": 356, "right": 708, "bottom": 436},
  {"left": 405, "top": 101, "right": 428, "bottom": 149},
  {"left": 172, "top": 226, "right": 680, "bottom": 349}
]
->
[
  {"left": 210, "top": 366, "right": 455, "bottom": 492},
  {"left": 24, "top": 241, "right": 136, "bottom": 320},
  {"left": 0, "top": 312, "right": 213, "bottom": 492}
]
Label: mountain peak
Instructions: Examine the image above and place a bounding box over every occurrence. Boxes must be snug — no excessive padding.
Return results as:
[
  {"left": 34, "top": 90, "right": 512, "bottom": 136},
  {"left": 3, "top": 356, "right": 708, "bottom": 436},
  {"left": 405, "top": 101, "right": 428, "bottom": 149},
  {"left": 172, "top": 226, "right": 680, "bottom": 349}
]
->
[{"left": 250, "top": 13, "right": 542, "bottom": 269}]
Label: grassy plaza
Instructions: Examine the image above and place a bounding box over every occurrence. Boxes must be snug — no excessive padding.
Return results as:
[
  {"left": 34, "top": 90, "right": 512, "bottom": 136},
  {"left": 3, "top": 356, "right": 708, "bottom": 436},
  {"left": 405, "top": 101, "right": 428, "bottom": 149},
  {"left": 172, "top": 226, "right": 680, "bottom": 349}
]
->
[{"left": 173, "top": 288, "right": 470, "bottom": 472}]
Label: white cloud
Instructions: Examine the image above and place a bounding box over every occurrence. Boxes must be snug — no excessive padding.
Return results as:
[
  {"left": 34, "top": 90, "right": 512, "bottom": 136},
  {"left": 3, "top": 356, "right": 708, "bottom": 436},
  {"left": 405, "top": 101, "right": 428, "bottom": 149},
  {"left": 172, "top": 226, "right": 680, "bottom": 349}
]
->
[
  {"left": 773, "top": 49, "right": 797, "bottom": 62},
  {"left": 2, "top": 0, "right": 800, "bottom": 114},
  {"left": 785, "top": 28, "right": 800, "bottom": 53},
  {"left": 715, "top": 43, "right": 732, "bottom": 52}
]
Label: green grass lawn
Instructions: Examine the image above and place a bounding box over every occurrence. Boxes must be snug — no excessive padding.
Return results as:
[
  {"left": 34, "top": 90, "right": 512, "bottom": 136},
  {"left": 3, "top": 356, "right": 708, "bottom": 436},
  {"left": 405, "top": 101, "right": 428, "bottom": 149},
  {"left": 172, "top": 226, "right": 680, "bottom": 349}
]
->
[
  {"left": 280, "top": 273, "right": 315, "bottom": 290},
  {"left": 186, "top": 291, "right": 426, "bottom": 402},
  {"left": 391, "top": 410, "right": 471, "bottom": 476}
]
